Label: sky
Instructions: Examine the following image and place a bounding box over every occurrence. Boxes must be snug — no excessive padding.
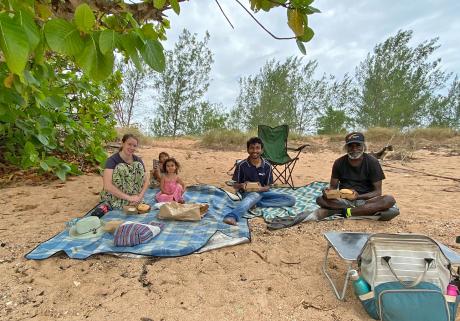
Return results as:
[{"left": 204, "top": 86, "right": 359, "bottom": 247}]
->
[{"left": 157, "top": 0, "right": 460, "bottom": 110}]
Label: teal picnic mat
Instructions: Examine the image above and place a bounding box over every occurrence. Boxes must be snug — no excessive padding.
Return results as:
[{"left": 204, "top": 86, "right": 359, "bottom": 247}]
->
[{"left": 244, "top": 181, "right": 328, "bottom": 222}]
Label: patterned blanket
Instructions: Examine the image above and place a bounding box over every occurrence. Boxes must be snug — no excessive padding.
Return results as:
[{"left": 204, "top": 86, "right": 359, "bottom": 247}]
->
[
  {"left": 26, "top": 182, "right": 328, "bottom": 260},
  {"left": 246, "top": 181, "right": 328, "bottom": 221},
  {"left": 26, "top": 185, "right": 250, "bottom": 260}
]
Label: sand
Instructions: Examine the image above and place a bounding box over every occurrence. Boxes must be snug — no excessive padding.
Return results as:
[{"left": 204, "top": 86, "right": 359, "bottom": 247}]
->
[{"left": 1, "top": 138, "right": 460, "bottom": 321}]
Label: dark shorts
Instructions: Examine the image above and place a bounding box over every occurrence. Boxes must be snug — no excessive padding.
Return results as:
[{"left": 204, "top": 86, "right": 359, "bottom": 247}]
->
[{"left": 336, "top": 199, "right": 367, "bottom": 208}]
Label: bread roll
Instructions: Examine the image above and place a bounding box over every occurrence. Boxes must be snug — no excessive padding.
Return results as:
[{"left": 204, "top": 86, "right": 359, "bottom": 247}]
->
[
  {"left": 340, "top": 189, "right": 356, "bottom": 200},
  {"left": 339, "top": 189, "right": 354, "bottom": 195},
  {"left": 137, "top": 203, "right": 151, "bottom": 213},
  {"left": 324, "top": 189, "right": 340, "bottom": 199}
]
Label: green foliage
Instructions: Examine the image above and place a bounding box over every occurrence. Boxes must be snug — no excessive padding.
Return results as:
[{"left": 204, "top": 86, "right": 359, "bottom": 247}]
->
[
  {"left": 354, "top": 30, "right": 452, "bottom": 129},
  {"left": 232, "top": 58, "right": 304, "bottom": 131},
  {"left": 0, "top": 55, "right": 120, "bottom": 180},
  {"left": 149, "top": 29, "right": 215, "bottom": 137},
  {"left": 231, "top": 58, "right": 354, "bottom": 135},
  {"left": 428, "top": 77, "right": 460, "bottom": 128},
  {"left": 316, "top": 107, "right": 348, "bottom": 134},
  {"left": 183, "top": 102, "right": 228, "bottom": 135},
  {"left": 0, "top": 0, "right": 318, "bottom": 180}
]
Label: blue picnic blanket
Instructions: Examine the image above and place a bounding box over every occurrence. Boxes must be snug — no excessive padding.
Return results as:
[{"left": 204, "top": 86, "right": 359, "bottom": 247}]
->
[
  {"left": 245, "top": 181, "right": 328, "bottom": 221},
  {"left": 26, "top": 185, "right": 250, "bottom": 260}
]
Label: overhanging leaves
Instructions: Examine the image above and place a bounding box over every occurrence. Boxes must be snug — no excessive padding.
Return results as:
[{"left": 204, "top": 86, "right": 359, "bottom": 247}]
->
[
  {"left": 44, "top": 19, "right": 85, "bottom": 56},
  {"left": 14, "top": 10, "right": 40, "bottom": 51},
  {"left": 140, "top": 39, "right": 165, "bottom": 72},
  {"left": 99, "top": 29, "right": 118, "bottom": 54},
  {"left": 0, "top": 13, "right": 30, "bottom": 74},
  {"left": 287, "top": 9, "right": 304, "bottom": 37},
  {"left": 74, "top": 3, "right": 96, "bottom": 34},
  {"left": 76, "top": 35, "right": 114, "bottom": 81}
]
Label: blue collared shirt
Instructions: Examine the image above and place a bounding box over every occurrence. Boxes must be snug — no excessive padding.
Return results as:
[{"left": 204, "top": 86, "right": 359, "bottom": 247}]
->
[{"left": 232, "top": 158, "right": 273, "bottom": 186}]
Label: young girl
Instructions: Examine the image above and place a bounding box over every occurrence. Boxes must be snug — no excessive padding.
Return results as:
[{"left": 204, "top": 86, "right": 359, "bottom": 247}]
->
[
  {"left": 155, "top": 158, "right": 186, "bottom": 203},
  {"left": 150, "top": 151, "right": 169, "bottom": 187}
]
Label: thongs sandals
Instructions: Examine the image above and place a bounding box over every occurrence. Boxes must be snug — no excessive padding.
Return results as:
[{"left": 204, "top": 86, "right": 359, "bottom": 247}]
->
[{"left": 267, "top": 211, "right": 311, "bottom": 230}]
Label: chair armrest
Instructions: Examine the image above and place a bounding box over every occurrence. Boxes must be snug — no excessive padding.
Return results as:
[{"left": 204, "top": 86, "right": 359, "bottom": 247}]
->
[{"left": 287, "top": 144, "right": 310, "bottom": 152}]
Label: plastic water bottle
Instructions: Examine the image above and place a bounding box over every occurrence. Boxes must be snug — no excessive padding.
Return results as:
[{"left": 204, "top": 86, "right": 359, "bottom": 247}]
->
[
  {"left": 350, "top": 269, "right": 371, "bottom": 295},
  {"left": 89, "top": 202, "right": 112, "bottom": 218}
]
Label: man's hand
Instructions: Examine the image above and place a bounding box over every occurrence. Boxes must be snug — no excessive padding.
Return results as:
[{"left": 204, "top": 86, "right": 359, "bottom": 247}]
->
[{"left": 259, "top": 185, "right": 270, "bottom": 192}]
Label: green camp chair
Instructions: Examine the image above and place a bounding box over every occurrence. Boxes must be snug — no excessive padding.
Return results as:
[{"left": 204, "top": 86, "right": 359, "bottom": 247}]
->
[{"left": 258, "top": 124, "right": 309, "bottom": 188}]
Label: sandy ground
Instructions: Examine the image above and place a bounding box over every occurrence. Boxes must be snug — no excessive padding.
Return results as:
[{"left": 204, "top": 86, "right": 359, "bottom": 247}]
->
[{"left": 1, "top": 138, "right": 460, "bottom": 321}]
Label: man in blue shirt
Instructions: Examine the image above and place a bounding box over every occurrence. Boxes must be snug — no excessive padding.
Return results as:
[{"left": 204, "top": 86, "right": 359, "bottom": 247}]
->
[{"left": 223, "top": 137, "right": 296, "bottom": 225}]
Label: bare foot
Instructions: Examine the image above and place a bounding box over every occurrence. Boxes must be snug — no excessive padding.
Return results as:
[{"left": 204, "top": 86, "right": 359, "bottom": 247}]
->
[{"left": 223, "top": 217, "right": 237, "bottom": 225}]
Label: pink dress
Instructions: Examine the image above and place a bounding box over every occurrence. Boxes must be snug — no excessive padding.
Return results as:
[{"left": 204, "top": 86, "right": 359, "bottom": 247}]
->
[{"left": 155, "top": 177, "right": 184, "bottom": 202}]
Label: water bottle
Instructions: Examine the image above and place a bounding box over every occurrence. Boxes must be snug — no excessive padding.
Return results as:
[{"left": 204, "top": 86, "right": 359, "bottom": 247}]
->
[
  {"left": 447, "top": 283, "right": 459, "bottom": 296},
  {"left": 89, "top": 202, "right": 112, "bottom": 218},
  {"left": 350, "top": 269, "right": 371, "bottom": 296}
]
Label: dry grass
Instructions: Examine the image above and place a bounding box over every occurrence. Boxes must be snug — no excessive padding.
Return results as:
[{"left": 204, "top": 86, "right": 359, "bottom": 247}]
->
[
  {"left": 115, "top": 127, "right": 154, "bottom": 146},
  {"left": 171, "top": 127, "right": 460, "bottom": 154},
  {"left": 200, "top": 129, "right": 255, "bottom": 150}
]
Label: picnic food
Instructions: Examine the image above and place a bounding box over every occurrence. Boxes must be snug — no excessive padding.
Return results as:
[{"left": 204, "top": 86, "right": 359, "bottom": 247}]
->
[
  {"left": 245, "top": 182, "right": 260, "bottom": 192},
  {"left": 137, "top": 203, "right": 151, "bottom": 214},
  {"left": 339, "top": 189, "right": 355, "bottom": 200},
  {"left": 324, "top": 188, "right": 341, "bottom": 199},
  {"left": 123, "top": 205, "right": 138, "bottom": 215}
]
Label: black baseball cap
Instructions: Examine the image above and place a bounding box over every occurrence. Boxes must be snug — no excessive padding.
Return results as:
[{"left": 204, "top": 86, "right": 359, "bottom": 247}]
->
[{"left": 345, "top": 132, "right": 365, "bottom": 145}]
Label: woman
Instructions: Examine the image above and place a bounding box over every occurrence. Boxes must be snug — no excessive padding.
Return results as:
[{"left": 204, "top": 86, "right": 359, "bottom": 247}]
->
[{"left": 100, "top": 134, "right": 149, "bottom": 209}]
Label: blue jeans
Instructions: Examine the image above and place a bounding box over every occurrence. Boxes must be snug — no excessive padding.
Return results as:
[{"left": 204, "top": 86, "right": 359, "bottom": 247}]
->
[{"left": 224, "top": 191, "right": 296, "bottom": 222}]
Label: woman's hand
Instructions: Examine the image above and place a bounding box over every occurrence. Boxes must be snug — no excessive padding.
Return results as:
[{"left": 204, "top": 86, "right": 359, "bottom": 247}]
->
[{"left": 128, "top": 194, "right": 142, "bottom": 204}]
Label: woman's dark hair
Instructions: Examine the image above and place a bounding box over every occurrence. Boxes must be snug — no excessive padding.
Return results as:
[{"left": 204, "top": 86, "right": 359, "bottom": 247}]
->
[
  {"left": 163, "top": 157, "right": 180, "bottom": 174},
  {"left": 119, "top": 134, "right": 139, "bottom": 151},
  {"left": 246, "top": 137, "right": 264, "bottom": 149}
]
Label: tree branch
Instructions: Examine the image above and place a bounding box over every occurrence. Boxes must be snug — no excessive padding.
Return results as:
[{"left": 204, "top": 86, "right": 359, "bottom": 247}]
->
[
  {"left": 48, "top": 0, "right": 176, "bottom": 22},
  {"left": 214, "top": 0, "right": 234, "bottom": 29},
  {"left": 234, "top": 0, "right": 296, "bottom": 40}
]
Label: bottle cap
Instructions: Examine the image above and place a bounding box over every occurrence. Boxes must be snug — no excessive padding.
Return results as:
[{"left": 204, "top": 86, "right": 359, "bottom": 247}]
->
[
  {"left": 447, "top": 284, "right": 458, "bottom": 296},
  {"left": 350, "top": 269, "right": 359, "bottom": 281}
]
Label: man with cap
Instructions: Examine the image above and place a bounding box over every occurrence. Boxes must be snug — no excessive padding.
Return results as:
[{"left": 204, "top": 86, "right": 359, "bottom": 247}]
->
[{"left": 306, "top": 132, "right": 397, "bottom": 221}]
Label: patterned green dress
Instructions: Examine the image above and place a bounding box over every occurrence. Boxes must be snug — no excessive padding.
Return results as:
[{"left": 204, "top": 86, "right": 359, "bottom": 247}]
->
[{"left": 100, "top": 157, "right": 145, "bottom": 209}]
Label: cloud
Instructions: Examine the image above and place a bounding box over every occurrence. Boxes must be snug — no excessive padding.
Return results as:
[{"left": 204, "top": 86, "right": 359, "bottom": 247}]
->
[{"left": 160, "top": 0, "right": 460, "bottom": 109}]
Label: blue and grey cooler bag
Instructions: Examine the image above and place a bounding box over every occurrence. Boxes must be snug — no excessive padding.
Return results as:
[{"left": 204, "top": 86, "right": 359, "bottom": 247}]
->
[{"left": 356, "top": 233, "right": 459, "bottom": 321}]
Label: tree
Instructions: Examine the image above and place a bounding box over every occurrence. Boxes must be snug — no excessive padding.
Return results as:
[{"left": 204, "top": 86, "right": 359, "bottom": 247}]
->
[
  {"left": 183, "top": 102, "right": 228, "bottom": 135},
  {"left": 113, "top": 60, "right": 151, "bottom": 127},
  {"left": 0, "top": 0, "right": 319, "bottom": 179},
  {"left": 428, "top": 77, "right": 460, "bottom": 129},
  {"left": 315, "top": 74, "right": 354, "bottom": 134},
  {"left": 149, "top": 29, "right": 213, "bottom": 137},
  {"left": 0, "top": 54, "right": 121, "bottom": 179},
  {"left": 354, "top": 30, "right": 451, "bottom": 129},
  {"left": 231, "top": 57, "right": 353, "bottom": 134},
  {"left": 232, "top": 58, "right": 303, "bottom": 131}
]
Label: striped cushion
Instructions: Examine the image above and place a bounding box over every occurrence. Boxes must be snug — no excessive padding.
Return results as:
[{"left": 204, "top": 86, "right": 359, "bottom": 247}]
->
[{"left": 114, "top": 223, "right": 154, "bottom": 247}]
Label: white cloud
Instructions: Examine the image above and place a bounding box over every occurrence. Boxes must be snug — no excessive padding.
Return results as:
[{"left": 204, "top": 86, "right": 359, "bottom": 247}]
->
[{"left": 158, "top": 0, "right": 460, "bottom": 109}]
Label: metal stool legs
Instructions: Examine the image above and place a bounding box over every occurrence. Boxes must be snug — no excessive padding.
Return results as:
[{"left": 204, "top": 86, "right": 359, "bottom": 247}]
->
[{"left": 322, "top": 244, "right": 354, "bottom": 300}]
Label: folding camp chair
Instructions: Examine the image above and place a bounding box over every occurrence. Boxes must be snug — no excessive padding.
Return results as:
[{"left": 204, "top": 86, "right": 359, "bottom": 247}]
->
[
  {"left": 322, "top": 231, "right": 460, "bottom": 301},
  {"left": 257, "top": 125, "right": 308, "bottom": 188}
]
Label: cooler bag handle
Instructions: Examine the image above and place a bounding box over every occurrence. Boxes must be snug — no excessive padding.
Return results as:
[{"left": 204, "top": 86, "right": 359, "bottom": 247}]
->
[{"left": 382, "top": 256, "right": 434, "bottom": 288}]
